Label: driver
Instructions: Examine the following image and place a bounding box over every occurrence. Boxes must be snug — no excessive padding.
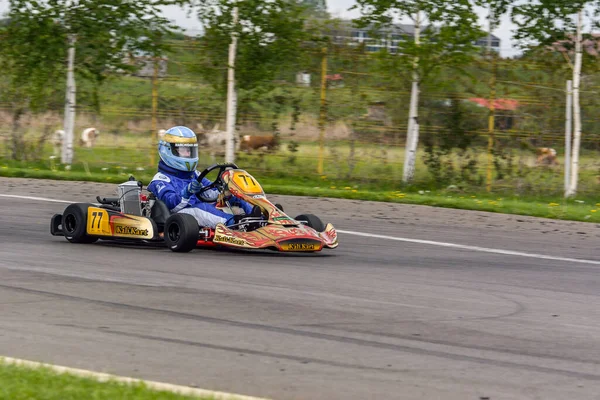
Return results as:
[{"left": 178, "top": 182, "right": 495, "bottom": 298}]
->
[{"left": 147, "top": 126, "right": 256, "bottom": 228}]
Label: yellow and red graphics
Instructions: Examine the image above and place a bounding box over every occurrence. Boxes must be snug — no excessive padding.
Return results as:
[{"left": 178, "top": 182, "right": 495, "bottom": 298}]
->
[
  {"left": 212, "top": 222, "right": 327, "bottom": 252},
  {"left": 267, "top": 208, "right": 295, "bottom": 225},
  {"left": 86, "top": 207, "right": 154, "bottom": 239},
  {"left": 87, "top": 207, "right": 111, "bottom": 236},
  {"left": 213, "top": 224, "right": 252, "bottom": 248},
  {"left": 319, "top": 223, "right": 339, "bottom": 249}
]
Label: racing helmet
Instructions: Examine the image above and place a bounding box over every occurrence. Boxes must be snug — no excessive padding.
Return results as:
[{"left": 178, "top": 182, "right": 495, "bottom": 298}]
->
[{"left": 158, "top": 126, "right": 199, "bottom": 171}]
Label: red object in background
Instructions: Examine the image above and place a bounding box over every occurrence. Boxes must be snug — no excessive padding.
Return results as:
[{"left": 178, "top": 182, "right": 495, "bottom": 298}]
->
[
  {"left": 140, "top": 194, "right": 148, "bottom": 201},
  {"left": 326, "top": 73, "right": 343, "bottom": 81},
  {"left": 468, "top": 98, "right": 519, "bottom": 111}
]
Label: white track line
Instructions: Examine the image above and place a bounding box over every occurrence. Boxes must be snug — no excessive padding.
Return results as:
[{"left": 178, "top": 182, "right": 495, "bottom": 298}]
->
[
  {"left": 2, "top": 193, "right": 598, "bottom": 266},
  {"left": 1, "top": 357, "right": 269, "bottom": 400},
  {"left": 0, "top": 194, "right": 73, "bottom": 204},
  {"left": 337, "top": 229, "right": 600, "bottom": 266}
]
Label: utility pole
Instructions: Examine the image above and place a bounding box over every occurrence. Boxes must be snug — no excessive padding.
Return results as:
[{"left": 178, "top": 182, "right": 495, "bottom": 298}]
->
[
  {"left": 225, "top": 6, "right": 239, "bottom": 163},
  {"left": 402, "top": 10, "right": 421, "bottom": 183},
  {"left": 317, "top": 47, "right": 328, "bottom": 175},
  {"left": 62, "top": 34, "right": 76, "bottom": 166}
]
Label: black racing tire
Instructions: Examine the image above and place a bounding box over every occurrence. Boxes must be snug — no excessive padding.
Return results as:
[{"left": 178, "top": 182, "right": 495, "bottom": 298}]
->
[
  {"left": 164, "top": 213, "right": 199, "bottom": 253},
  {"left": 62, "top": 203, "right": 98, "bottom": 244},
  {"left": 295, "top": 214, "right": 325, "bottom": 232}
]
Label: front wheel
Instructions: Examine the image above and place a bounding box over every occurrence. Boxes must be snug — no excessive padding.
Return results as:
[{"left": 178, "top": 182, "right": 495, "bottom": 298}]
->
[
  {"left": 295, "top": 214, "right": 325, "bottom": 232},
  {"left": 62, "top": 203, "right": 98, "bottom": 244},
  {"left": 164, "top": 213, "right": 199, "bottom": 252}
]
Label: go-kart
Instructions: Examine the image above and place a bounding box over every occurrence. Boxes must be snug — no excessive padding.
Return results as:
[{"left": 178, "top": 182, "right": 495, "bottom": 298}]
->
[{"left": 50, "top": 163, "right": 338, "bottom": 253}]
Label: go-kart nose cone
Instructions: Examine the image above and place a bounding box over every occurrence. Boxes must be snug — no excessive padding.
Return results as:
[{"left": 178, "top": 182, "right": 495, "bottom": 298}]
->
[{"left": 229, "top": 171, "right": 264, "bottom": 195}]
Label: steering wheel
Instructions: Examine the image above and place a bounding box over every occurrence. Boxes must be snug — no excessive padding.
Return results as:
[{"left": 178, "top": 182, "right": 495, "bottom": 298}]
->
[{"left": 195, "top": 162, "right": 239, "bottom": 196}]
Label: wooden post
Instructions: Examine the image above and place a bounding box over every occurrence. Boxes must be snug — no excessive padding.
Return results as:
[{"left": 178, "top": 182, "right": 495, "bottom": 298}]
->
[
  {"left": 317, "top": 47, "right": 328, "bottom": 175},
  {"left": 150, "top": 57, "right": 159, "bottom": 166},
  {"left": 486, "top": 53, "right": 497, "bottom": 192}
]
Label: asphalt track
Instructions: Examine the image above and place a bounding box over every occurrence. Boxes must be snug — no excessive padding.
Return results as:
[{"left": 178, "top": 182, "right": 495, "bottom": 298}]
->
[{"left": 2, "top": 177, "right": 600, "bottom": 400}]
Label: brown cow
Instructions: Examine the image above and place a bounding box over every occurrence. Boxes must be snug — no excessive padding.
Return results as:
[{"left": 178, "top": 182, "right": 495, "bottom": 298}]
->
[
  {"left": 240, "top": 135, "right": 278, "bottom": 152},
  {"left": 535, "top": 147, "right": 559, "bottom": 166}
]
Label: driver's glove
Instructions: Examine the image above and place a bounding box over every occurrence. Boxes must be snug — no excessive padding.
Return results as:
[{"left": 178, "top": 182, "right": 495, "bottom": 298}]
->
[{"left": 181, "top": 180, "right": 203, "bottom": 200}]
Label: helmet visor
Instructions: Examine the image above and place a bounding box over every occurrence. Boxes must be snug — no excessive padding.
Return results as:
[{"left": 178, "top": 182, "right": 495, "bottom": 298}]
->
[{"left": 171, "top": 143, "right": 198, "bottom": 159}]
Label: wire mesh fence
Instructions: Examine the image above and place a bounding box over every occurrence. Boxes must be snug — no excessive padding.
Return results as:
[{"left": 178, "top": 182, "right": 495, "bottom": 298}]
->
[{"left": 1, "top": 38, "right": 599, "bottom": 196}]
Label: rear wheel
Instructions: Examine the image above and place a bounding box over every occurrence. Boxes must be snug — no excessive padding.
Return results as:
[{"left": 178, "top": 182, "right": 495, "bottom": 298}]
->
[
  {"left": 295, "top": 214, "right": 325, "bottom": 232},
  {"left": 62, "top": 203, "right": 98, "bottom": 244},
  {"left": 164, "top": 213, "right": 199, "bottom": 253}
]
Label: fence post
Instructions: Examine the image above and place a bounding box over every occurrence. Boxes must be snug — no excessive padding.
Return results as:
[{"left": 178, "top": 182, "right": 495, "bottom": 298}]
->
[
  {"left": 317, "top": 47, "right": 328, "bottom": 175},
  {"left": 150, "top": 58, "right": 159, "bottom": 166},
  {"left": 486, "top": 53, "right": 497, "bottom": 192}
]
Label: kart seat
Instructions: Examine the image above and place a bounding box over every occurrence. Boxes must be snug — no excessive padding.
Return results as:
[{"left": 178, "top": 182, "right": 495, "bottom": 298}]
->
[{"left": 150, "top": 198, "right": 171, "bottom": 232}]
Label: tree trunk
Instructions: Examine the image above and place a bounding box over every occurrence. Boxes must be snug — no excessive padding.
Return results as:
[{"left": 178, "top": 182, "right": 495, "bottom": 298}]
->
[
  {"left": 225, "top": 6, "right": 239, "bottom": 163},
  {"left": 564, "top": 80, "right": 572, "bottom": 197},
  {"left": 402, "top": 11, "right": 421, "bottom": 183},
  {"left": 567, "top": 9, "right": 583, "bottom": 197},
  {"left": 62, "top": 34, "right": 76, "bottom": 165}
]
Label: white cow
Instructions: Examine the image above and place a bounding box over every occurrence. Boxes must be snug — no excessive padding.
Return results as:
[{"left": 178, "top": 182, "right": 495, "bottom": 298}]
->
[
  {"left": 198, "top": 126, "right": 240, "bottom": 161},
  {"left": 81, "top": 127, "right": 99, "bottom": 148}
]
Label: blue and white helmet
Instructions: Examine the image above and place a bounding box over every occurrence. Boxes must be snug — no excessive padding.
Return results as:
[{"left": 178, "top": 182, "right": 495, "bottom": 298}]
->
[{"left": 158, "top": 126, "right": 199, "bottom": 171}]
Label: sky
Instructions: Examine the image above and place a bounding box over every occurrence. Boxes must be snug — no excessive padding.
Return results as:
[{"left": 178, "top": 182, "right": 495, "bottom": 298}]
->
[
  {"left": 0, "top": 0, "right": 520, "bottom": 57},
  {"left": 163, "top": 1, "right": 521, "bottom": 57}
]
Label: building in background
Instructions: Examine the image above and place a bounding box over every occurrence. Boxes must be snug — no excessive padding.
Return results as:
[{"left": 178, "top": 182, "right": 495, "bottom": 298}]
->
[
  {"left": 132, "top": 55, "right": 168, "bottom": 78},
  {"left": 325, "top": 20, "right": 501, "bottom": 54}
]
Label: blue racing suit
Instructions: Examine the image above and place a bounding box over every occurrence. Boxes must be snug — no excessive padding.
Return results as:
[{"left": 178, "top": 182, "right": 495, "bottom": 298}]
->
[{"left": 148, "top": 161, "right": 254, "bottom": 228}]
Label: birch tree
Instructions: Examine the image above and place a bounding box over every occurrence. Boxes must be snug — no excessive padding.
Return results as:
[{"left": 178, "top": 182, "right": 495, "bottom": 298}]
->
[
  {"left": 180, "top": 0, "right": 308, "bottom": 94},
  {"left": 0, "top": 0, "right": 173, "bottom": 162},
  {"left": 352, "top": 0, "right": 482, "bottom": 183},
  {"left": 511, "top": 0, "right": 595, "bottom": 196}
]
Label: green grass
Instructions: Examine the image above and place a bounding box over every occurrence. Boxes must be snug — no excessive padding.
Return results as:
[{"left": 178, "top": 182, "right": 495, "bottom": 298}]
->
[
  {"left": 0, "top": 361, "right": 210, "bottom": 400},
  {"left": 2, "top": 158, "right": 600, "bottom": 224}
]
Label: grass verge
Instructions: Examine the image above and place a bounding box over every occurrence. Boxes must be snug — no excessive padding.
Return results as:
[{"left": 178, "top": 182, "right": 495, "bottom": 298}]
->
[
  {"left": 0, "top": 360, "right": 209, "bottom": 400},
  {"left": 1, "top": 165, "right": 600, "bottom": 224}
]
